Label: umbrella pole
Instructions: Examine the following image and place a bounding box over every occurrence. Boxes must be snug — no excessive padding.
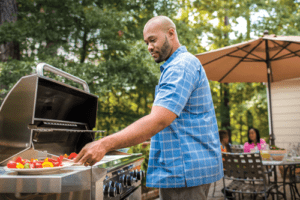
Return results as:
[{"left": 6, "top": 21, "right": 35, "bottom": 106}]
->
[{"left": 265, "top": 39, "right": 275, "bottom": 146}]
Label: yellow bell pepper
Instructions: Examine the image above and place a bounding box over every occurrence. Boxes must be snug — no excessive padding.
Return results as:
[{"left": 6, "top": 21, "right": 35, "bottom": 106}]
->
[
  {"left": 16, "top": 163, "right": 24, "bottom": 169},
  {"left": 42, "top": 161, "right": 54, "bottom": 168}
]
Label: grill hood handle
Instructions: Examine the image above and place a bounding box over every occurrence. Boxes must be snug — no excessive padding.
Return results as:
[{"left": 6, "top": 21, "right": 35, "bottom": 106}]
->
[{"left": 36, "top": 63, "right": 90, "bottom": 93}]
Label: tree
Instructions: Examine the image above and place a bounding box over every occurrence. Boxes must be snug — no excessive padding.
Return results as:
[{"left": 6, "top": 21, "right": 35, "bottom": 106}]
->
[
  {"left": 0, "top": 0, "right": 19, "bottom": 61},
  {"left": 252, "top": 0, "right": 300, "bottom": 36}
]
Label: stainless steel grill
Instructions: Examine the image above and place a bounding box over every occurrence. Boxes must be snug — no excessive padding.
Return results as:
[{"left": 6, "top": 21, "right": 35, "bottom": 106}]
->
[{"left": 0, "top": 63, "right": 144, "bottom": 200}]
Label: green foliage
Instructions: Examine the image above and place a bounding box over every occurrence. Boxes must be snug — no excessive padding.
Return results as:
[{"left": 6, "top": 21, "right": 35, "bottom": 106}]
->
[
  {"left": 252, "top": 0, "right": 300, "bottom": 36},
  {"left": 0, "top": 59, "right": 35, "bottom": 100}
]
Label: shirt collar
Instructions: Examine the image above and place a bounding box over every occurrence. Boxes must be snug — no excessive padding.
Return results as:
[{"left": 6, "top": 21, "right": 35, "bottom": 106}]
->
[{"left": 160, "top": 46, "right": 187, "bottom": 72}]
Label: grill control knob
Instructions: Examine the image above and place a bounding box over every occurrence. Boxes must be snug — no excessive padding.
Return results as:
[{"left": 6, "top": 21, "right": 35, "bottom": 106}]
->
[
  {"left": 130, "top": 171, "right": 136, "bottom": 178},
  {"left": 130, "top": 171, "right": 138, "bottom": 182},
  {"left": 137, "top": 170, "right": 145, "bottom": 180},
  {"left": 108, "top": 181, "right": 114, "bottom": 187},
  {"left": 103, "top": 185, "right": 109, "bottom": 197},
  {"left": 119, "top": 175, "right": 126, "bottom": 186},
  {"left": 126, "top": 174, "right": 133, "bottom": 186},
  {"left": 115, "top": 182, "right": 123, "bottom": 194},
  {"left": 108, "top": 187, "right": 117, "bottom": 197}
]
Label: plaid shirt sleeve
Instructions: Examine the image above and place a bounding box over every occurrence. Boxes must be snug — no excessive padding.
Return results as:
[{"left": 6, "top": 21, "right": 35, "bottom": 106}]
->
[{"left": 153, "top": 65, "right": 196, "bottom": 116}]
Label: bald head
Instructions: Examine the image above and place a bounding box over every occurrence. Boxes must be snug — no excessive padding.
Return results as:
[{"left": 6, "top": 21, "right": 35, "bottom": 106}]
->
[
  {"left": 144, "top": 16, "right": 176, "bottom": 33},
  {"left": 143, "top": 16, "right": 181, "bottom": 63}
]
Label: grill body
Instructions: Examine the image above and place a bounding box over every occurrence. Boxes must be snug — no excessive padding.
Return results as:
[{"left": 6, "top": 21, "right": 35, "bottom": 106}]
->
[{"left": 0, "top": 63, "right": 144, "bottom": 200}]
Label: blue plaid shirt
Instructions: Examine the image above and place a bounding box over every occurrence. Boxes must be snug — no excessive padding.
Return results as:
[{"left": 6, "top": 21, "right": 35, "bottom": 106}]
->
[{"left": 146, "top": 46, "right": 223, "bottom": 188}]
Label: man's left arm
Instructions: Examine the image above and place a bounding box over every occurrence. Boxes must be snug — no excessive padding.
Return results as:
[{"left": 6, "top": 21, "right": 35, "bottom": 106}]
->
[{"left": 74, "top": 105, "right": 177, "bottom": 166}]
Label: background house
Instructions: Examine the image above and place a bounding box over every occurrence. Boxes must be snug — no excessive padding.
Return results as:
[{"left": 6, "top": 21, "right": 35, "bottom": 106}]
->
[{"left": 271, "top": 78, "right": 300, "bottom": 150}]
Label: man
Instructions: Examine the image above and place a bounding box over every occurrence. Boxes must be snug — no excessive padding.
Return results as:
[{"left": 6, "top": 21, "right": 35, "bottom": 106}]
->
[{"left": 74, "top": 16, "right": 223, "bottom": 200}]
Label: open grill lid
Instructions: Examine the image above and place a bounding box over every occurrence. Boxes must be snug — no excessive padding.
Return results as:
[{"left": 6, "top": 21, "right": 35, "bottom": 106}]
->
[{"left": 0, "top": 63, "right": 98, "bottom": 164}]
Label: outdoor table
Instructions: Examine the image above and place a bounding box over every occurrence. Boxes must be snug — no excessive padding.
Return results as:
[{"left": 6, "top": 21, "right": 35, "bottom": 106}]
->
[
  {"left": 231, "top": 147, "right": 244, "bottom": 153},
  {"left": 230, "top": 145, "right": 244, "bottom": 153},
  {"left": 262, "top": 160, "right": 300, "bottom": 200}
]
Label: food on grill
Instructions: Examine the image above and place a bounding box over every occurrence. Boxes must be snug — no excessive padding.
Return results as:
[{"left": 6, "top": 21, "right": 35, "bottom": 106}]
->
[
  {"left": 6, "top": 153, "right": 77, "bottom": 169},
  {"left": 16, "top": 163, "right": 24, "bottom": 169},
  {"left": 24, "top": 163, "right": 33, "bottom": 169},
  {"left": 7, "top": 161, "right": 17, "bottom": 168},
  {"left": 42, "top": 160, "right": 54, "bottom": 168},
  {"left": 62, "top": 153, "right": 77, "bottom": 159},
  {"left": 68, "top": 152, "right": 77, "bottom": 159}
]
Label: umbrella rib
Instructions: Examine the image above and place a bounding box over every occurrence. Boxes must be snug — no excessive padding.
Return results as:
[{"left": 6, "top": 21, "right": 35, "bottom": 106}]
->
[
  {"left": 236, "top": 47, "right": 265, "bottom": 61},
  {"left": 272, "top": 49, "right": 300, "bottom": 61},
  {"left": 202, "top": 48, "right": 241, "bottom": 66},
  {"left": 269, "top": 42, "right": 291, "bottom": 60},
  {"left": 227, "top": 55, "right": 263, "bottom": 62},
  {"left": 273, "top": 51, "right": 300, "bottom": 61},
  {"left": 242, "top": 60, "right": 265, "bottom": 62},
  {"left": 219, "top": 40, "right": 263, "bottom": 82},
  {"left": 270, "top": 40, "right": 300, "bottom": 60}
]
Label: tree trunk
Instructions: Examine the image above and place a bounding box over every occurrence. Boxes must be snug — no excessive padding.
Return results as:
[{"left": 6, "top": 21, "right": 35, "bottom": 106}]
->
[
  {"left": 0, "top": 0, "right": 19, "bottom": 61},
  {"left": 80, "top": 26, "right": 88, "bottom": 63},
  {"left": 221, "top": 83, "right": 231, "bottom": 143},
  {"left": 247, "top": 110, "right": 253, "bottom": 128},
  {"left": 221, "top": 15, "right": 231, "bottom": 143},
  {"left": 240, "top": 116, "right": 243, "bottom": 144},
  {"left": 245, "top": 2, "right": 251, "bottom": 40}
]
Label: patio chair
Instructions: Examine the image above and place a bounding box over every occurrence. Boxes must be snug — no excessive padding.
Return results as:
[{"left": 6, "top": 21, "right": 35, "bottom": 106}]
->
[
  {"left": 289, "top": 164, "right": 300, "bottom": 199},
  {"left": 222, "top": 152, "right": 277, "bottom": 200}
]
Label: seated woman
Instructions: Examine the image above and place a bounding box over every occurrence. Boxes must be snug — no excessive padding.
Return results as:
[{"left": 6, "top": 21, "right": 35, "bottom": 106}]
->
[
  {"left": 219, "top": 130, "right": 234, "bottom": 198},
  {"left": 243, "top": 128, "right": 268, "bottom": 153},
  {"left": 219, "top": 130, "right": 231, "bottom": 153}
]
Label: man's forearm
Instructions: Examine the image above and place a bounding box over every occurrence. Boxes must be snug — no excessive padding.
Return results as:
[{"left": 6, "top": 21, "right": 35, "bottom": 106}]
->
[{"left": 99, "top": 113, "right": 167, "bottom": 152}]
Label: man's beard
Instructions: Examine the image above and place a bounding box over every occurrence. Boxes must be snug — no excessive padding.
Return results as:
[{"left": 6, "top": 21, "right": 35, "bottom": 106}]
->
[{"left": 154, "top": 36, "right": 171, "bottom": 63}]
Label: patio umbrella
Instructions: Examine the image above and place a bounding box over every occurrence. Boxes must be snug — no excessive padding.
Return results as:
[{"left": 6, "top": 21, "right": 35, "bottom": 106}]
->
[{"left": 195, "top": 32, "right": 300, "bottom": 145}]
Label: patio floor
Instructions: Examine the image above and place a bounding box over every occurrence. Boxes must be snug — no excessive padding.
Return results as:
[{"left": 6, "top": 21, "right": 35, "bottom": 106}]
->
[
  {"left": 154, "top": 167, "right": 300, "bottom": 200},
  {"left": 208, "top": 177, "right": 300, "bottom": 200}
]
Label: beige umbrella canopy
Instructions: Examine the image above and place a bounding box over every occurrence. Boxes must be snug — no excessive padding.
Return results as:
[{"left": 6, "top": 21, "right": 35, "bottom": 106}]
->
[{"left": 195, "top": 33, "right": 300, "bottom": 145}]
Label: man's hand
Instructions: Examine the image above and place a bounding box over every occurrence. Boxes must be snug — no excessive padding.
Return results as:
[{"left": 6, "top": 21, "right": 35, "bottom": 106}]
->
[
  {"left": 74, "top": 140, "right": 106, "bottom": 166},
  {"left": 73, "top": 106, "right": 176, "bottom": 166}
]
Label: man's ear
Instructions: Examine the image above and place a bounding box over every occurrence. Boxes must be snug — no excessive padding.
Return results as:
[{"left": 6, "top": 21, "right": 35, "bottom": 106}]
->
[{"left": 167, "top": 28, "right": 175, "bottom": 38}]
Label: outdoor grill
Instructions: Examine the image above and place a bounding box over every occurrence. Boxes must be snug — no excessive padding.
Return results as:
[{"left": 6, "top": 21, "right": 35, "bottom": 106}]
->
[{"left": 0, "top": 63, "right": 144, "bottom": 200}]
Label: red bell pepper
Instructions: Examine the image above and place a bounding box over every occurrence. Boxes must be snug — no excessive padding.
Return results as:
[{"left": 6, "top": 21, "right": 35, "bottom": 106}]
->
[
  {"left": 56, "top": 155, "right": 64, "bottom": 165},
  {"left": 7, "top": 161, "right": 17, "bottom": 168},
  {"left": 48, "top": 158, "right": 55, "bottom": 162},
  {"left": 30, "top": 162, "right": 36, "bottom": 168},
  {"left": 68, "top": 152, "right": 77, "bottom": 159},
  {"left": 35, "top": 163, "right": 43, "bottom": 168},
  {"left": 15, "top": 157, "right": 22, "bottom": 164},
  {"left": 52, "top": 161, "right": 60, "bottom": 167}
]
